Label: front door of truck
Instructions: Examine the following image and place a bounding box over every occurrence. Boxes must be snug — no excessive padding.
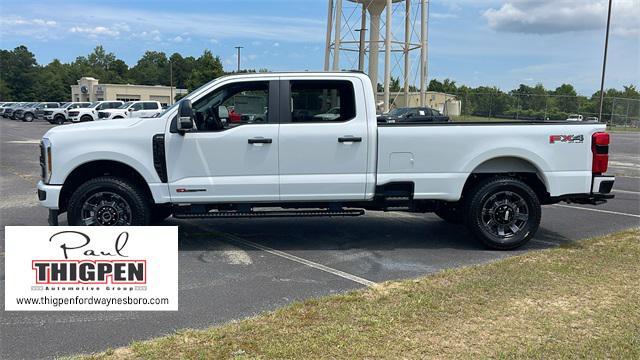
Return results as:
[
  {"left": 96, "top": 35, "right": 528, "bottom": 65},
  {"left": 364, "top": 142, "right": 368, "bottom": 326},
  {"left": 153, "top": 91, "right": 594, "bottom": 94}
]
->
[
  {"left": 278, "top": 78, "right": 369, "bottom": 201},
  {"left": 165, "top": 79, "right": 280, "bottom": 203}
]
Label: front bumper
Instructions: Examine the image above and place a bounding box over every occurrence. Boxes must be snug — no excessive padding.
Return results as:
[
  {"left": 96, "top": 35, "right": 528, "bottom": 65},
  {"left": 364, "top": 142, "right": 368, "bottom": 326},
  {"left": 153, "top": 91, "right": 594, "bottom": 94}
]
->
[
  {"left": 37, "top": 180, "right": 62, "bottom": 210},
  {"left": 69, "top": 116, "right": 79, "bottom": 122}
]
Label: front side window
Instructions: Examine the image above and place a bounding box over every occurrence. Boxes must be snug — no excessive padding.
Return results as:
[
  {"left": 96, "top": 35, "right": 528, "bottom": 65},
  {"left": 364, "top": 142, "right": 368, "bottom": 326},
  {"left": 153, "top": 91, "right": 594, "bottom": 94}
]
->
[
  {"left": 130, "top": 102, "right": 144, "bottom": 111},
  {"left": 192, "top": 81, "right": 269, "bottom": 132},
  {"left": 143, "top": 102, "right": 159, "bottom": 110},
  {"left": 289, "top": 80, "right": 356, "bottom": 123}
]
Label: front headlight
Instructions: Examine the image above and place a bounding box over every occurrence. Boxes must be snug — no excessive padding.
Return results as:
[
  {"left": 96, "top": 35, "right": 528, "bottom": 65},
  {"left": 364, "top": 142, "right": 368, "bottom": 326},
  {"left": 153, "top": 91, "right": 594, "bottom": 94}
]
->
[{"left": 40, "top": 138, "right": 52, "bottom": 184}]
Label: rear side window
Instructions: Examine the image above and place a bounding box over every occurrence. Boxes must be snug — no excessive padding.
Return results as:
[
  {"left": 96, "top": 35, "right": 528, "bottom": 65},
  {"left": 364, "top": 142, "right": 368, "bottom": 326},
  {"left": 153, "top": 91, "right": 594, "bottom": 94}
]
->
[
  {"left": 143, "top": 102, "right": 159, "bottom": 110},
  {"left": 289, "top": 80, "right": 356, "bottom": 123}
]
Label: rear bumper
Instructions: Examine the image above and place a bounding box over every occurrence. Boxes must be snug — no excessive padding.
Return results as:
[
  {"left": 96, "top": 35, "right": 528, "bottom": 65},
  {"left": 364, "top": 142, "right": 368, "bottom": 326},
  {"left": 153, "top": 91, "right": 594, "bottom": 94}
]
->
[{"left": 548, "top": 175, "right": 615, "bottom": 205}]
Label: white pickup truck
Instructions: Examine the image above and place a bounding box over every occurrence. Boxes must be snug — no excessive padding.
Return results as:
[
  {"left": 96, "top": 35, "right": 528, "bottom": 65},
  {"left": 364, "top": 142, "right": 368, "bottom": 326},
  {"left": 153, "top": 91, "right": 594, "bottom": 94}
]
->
[
  {"left": 37, "top": 72, "right": 614, "bottom": 249},
  {"left": 97, "top": 101, "right": 162, "bottom": 120}
]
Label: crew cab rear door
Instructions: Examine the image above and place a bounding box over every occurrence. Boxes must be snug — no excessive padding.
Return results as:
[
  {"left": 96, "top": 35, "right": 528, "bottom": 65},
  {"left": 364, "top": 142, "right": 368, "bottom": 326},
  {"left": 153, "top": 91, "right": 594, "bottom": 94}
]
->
[
  {"left": 278, "top": 77, "right": 369, "bottom": 201},
  {"left": 164, "top": 78, "right": 280, "bottom": 202}
]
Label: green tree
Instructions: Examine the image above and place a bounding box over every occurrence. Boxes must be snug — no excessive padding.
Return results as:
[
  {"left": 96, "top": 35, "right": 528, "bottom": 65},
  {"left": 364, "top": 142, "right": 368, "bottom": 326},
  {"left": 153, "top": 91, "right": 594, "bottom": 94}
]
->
[
  {"left": 186, "top": 50, "right": 223, "bottom": 90},
  {"left": 0, "top": 46, "right": 39, "bottom": 100},
  {"left": 552, "top": 84, "right": 578, "bottom": 113}
]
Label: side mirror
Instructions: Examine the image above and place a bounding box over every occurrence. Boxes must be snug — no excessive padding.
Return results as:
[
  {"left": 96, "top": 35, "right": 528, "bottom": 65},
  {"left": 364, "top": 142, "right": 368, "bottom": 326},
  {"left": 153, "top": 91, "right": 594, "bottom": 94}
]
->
[{"left": 177, "top": 100, "right": 194, "bottom": 133}]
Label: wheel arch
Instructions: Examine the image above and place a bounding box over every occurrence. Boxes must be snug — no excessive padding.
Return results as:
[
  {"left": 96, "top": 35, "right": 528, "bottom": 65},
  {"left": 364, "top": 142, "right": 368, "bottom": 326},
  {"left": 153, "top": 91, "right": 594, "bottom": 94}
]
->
[
  {"left": 462, "top": 156, "right": 550, "bottom": 202},
  {"left": 59, "top": 160, "right": 154, "bottom": 212}
]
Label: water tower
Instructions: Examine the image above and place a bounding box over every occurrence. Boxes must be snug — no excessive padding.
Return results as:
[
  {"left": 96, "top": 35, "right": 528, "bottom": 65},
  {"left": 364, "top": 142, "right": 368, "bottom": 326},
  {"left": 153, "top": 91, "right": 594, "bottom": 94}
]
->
[{"left": 324, "top": 0, "right": 429, "bottom": 112}]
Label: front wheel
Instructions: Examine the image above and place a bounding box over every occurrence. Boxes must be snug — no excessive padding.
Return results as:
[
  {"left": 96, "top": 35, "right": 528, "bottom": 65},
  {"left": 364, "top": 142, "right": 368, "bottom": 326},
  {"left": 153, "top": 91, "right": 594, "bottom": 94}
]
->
[
  {"left": 80, "top": 115, "right": 93, "bottom": 122},
  {"left": 464, "top": 177, "right": 541, "bottom": 250},
  {"left": 67, "top": 176, "right": 151, "bottom": 226},
  {"left": 55, "top": 115, "right": 66, "bottom": 125},
  {"left": 24, "top": 113, "right": 34, "bottom": 122}
]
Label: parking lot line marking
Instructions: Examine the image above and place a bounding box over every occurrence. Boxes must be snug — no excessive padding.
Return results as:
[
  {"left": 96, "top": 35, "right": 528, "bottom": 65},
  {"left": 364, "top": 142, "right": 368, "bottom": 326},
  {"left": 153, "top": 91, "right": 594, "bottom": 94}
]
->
[
  {"left": 613, "top": 189, "right": 640, "bottom": 195},
  {"left": 221, "top": 233, "right": 377, "bottom": 287},
  {"left": 552, "top": 204, "right": 640, "bottom": 219}
]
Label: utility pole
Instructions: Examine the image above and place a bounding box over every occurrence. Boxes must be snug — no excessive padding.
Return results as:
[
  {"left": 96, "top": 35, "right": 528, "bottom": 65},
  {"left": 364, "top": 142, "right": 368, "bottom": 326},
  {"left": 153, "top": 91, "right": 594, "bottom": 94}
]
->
[
  {"left": 598, "top": 0, "right": 613, "bottom": 122},
  {"left": 235, "top": 46, "right": 244, "bottom": 72},
  {"left": 170, "top": 60, "right": 174, "bottom": 105}
]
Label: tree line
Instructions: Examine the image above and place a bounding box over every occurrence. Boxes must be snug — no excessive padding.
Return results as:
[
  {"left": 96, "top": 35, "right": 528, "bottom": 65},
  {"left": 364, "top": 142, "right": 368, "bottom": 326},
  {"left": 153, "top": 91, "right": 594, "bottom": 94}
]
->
[
  {"left": 1, "top": 44, "right": 638, "bottom": 121},
  {"left": 0, "top": 45, "right": 225, "bottom": 102},
  {"left": 425, "top": 79, "right": 639, "bottom": 121}
]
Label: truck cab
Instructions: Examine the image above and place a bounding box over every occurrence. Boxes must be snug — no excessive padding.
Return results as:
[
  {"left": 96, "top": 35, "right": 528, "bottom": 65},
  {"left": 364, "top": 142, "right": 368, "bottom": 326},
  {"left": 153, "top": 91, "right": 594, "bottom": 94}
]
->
[{"left": 37, "top": 72, "right": 614, "bottom": 250}]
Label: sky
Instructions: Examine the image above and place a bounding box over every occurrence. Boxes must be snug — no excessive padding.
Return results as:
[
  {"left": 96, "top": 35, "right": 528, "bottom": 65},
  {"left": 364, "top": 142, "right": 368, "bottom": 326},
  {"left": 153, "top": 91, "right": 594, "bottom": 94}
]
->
[{"left": 0, "top": 0, "right": 638, "bottom": 95}]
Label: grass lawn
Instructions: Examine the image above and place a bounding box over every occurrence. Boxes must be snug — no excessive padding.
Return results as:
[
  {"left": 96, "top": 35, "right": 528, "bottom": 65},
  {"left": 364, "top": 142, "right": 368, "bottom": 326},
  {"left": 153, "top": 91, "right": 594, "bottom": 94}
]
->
[{"left": 84, "top": 229, "right": 640, "bottom": 359}]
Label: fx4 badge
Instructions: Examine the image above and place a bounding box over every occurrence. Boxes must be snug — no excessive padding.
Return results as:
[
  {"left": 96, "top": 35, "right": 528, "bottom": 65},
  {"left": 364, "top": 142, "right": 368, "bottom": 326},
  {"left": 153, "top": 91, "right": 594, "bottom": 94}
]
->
[{"left": 549, "top": 135, "right": 584, "bottom": 144}]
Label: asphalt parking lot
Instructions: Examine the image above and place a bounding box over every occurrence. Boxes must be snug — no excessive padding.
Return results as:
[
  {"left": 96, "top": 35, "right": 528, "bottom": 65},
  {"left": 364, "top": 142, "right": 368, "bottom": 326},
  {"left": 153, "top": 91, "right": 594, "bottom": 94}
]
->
[{"left": 1, "top": 118, "right": 639, "bottom": 359}]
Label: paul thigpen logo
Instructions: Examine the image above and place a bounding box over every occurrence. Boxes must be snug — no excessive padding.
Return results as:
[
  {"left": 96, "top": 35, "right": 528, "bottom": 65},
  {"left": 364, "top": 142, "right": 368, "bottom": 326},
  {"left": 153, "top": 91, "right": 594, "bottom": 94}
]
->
[{"left": 32, "top": 231, "right": 147, "bottom": 285}]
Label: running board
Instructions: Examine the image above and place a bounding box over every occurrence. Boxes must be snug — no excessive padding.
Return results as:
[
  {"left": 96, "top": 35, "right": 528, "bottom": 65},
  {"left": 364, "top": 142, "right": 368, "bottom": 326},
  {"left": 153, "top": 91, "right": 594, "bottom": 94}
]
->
[{"left": 173, "top": 209, "right": 365, "bottom": 219}]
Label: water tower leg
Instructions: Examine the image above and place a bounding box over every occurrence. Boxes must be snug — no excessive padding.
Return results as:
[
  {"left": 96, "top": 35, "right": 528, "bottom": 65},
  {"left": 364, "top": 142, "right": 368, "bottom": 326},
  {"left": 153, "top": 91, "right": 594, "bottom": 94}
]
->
[
  {"left": 420, "top": 0, "right": 428, "bottom": 106},
  {"left": 333, "top": 0, "right": 343, "bottom": 71},
  {"left": 404, "top": 0, "right": 410, "bottom": 107},
  {"left": 358, "top": 3, "right": 367, "bottom": 72},
  {"left": 324, "top": 0, "right": 334, "bottom": 71},
  {"left": 369, "top": 13, "right": 380, "bottom": 95},
  {"left": 383, "top": 0, "right": 392, "bottom": 113}
]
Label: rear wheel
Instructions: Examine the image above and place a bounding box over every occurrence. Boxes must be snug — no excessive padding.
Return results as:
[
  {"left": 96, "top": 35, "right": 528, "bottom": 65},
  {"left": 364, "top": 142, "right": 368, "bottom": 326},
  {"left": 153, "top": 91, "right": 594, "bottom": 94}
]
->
[
  {"left": 67, "top": 176, "right": 151, "bottom": 226},
  {"left": 464, "top": 177, "right": 540, "bottom": 250}
]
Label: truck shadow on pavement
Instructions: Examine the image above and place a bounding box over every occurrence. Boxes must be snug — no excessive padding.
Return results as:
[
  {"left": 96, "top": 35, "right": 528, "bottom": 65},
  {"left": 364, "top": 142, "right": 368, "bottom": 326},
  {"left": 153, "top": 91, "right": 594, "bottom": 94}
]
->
[{"left": 166, "top": 215, "right": 571, "bottom": 253}]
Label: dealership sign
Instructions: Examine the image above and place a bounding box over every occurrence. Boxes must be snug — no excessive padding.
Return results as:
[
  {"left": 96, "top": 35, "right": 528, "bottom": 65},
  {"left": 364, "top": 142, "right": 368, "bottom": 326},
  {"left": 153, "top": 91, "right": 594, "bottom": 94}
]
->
[{"left": 5, "top": 226, "right": 178, "bottom": 311}]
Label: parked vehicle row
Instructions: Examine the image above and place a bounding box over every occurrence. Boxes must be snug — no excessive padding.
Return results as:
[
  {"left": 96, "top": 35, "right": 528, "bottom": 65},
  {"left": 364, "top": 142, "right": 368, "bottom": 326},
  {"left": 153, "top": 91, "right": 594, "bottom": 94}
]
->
[{"left": 0, "top": 100, "right": 163, "bottom": 124}]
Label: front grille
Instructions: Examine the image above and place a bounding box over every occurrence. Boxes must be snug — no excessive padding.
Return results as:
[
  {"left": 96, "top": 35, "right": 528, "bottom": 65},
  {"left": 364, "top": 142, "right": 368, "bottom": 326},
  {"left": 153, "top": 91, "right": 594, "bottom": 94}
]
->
[
  {"left": 44, "top": 110, "right": 53, "bottom": 116},
  {"left": 68, "top": 111, "right": 79, "bottom": 117},
  {"left": 36, "top": 109, "right": 45, "bottom": 116},
  {"left": 39, "top": 142, "right": 46, "bottom": 180},
  {"left": 98, "top": 112, "right": 110, "bottom": 119}
]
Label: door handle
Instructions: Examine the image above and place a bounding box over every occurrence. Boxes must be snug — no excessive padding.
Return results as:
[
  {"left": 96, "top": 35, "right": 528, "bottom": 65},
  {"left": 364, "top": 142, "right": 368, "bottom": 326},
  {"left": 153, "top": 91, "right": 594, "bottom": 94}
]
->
[
  {"left": 338, "top": 136, "right": 362, "bottom": 143},
  {"left": 248, "top": 137, "right": 273, "bottom": 144}
]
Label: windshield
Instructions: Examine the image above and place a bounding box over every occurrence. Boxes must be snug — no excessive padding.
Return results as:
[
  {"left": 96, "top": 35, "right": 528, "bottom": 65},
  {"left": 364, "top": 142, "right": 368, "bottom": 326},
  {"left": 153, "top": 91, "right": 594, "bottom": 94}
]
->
[
  {"left": 387, "top": 108, "right": 411, "bottom": 117},
  {"left": 119, "top": 102, "right": 133, "bottom": 109},
  {"left": 89, "top": 102, "right": 101, "bottom": 109}
]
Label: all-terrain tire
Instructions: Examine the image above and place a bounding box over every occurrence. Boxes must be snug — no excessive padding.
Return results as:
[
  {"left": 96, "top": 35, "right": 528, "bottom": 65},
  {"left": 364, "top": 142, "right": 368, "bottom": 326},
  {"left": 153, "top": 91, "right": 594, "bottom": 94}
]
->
[
  {"left": 463, "top": 176, "right": 541, "bottom": 250},
  {"left": 24, "top": 112, "right": 34, "bottom": 122},
  {"left": 55, "top": 115, "right": 66, "bottom": 125},
  {"left": 80, "top": 115, "right": 93, "bottom": 122},
  {"left": 67, "top": 176, "right": 151, "bottom": 226}
]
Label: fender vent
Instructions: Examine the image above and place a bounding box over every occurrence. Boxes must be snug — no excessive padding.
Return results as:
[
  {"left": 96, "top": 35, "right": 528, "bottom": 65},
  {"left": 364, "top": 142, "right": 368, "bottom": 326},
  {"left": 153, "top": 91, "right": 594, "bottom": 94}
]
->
[{"left": 152, "top": 134, "right": 168, "bottom": 183}]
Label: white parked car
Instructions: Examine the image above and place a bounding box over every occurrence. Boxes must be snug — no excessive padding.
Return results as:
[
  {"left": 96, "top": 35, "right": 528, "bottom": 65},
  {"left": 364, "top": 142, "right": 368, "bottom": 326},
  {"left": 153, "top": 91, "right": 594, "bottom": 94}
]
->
[
  {"left": 42, "top": 102, "right": 92, "bottom": 124},
  {"left": 97, "top": 101, "right": 162, "bottom": 120},
  {"left": 37, "top": 72, "right": 614, "bottom": 250},
  {"left": 314, "top": 107, "right": 341, "bottom": 121},
  {"left": 66, "top": 101, "right": 124, "bottom": 122},
  {"left": 566, "top": 114, "right": 583, "bottom": 121}
]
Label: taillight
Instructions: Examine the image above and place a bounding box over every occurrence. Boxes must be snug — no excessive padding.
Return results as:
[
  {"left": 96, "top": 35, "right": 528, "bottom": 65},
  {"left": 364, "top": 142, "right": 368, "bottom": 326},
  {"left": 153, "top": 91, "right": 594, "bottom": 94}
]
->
[{"left": 592, "top": 132, "right": 610, "bottom": 174}]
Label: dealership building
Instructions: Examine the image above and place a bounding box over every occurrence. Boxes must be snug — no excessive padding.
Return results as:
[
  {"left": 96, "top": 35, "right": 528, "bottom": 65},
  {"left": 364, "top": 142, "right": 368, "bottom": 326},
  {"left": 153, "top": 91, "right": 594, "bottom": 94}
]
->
[{"left": 71, "top": 77, "right": 188, "bottom": 106}]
